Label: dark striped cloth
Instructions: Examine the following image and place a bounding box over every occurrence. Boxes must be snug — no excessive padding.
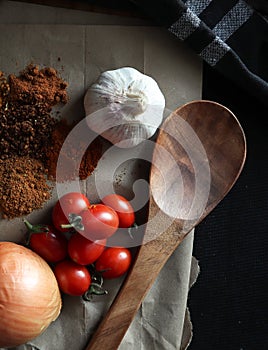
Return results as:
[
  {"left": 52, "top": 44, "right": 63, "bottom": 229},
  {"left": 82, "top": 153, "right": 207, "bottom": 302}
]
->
[{"left": 131, "top": 0, "right": 268, "bottom": 105}]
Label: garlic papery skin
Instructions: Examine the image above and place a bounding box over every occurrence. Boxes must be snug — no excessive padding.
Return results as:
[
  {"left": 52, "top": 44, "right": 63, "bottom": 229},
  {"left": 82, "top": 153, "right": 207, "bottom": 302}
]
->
[{"left": 84, "top": 67, "right": 165, "bottom": 148}]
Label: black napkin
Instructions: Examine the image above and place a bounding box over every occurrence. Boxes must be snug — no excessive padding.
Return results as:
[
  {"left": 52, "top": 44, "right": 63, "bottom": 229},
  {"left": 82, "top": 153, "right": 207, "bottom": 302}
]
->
[{"left": 130, "top": 0, "right": 268, "bottom": 106}]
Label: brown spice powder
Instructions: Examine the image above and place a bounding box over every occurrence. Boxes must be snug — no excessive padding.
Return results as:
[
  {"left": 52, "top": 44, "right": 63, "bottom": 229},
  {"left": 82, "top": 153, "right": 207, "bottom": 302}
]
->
[
  {"left": 0, "top": 64, "right": 101, "bottom": 219},
  {"left": 0, "top": 64, "right": 68, "bottom": 161},
  {"left": 0, "top": 156, "right": 51, "bottom": 219},
  {"left": 8, "top": 64, "right": 68, "bottom": 106},
  {"left": 44, "top": 119, "right": 103, "bottom": 182},
  {"left": 0, "top": 64, "right": 68, "bottom": 219},
  {"left": 79, "top": 138, "right": 102, "bottom": 180}
]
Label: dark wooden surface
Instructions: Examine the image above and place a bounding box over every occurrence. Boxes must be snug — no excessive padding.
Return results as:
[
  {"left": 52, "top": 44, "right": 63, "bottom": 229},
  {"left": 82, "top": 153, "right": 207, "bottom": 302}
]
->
[
  {"left": 9, "top": 0, "right": 144, "bottom": 17},
  {"left": 11, "top": 0, "right": 268, "bottom": 17}
]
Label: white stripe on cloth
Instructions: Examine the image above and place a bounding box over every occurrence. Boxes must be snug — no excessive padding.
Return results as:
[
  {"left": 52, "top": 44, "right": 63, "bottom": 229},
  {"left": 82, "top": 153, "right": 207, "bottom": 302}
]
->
[
  {"left": 212, "top": 0, "right": 253, "bottom": 41},
  {"left": 199, "top": 36, "right": 230, "bottom": 66},
  {"left": 168, "top": 7, "right": 201, "bottom": 41},
  {"left": 170, "top": 0, "right": 253, "bottom": 66},
  {"left": 184, "top": 0, "right": 213, "bottom": 16}
]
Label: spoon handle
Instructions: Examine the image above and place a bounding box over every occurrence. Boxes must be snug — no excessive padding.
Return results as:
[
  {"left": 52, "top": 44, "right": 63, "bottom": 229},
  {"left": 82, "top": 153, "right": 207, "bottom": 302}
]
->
[
  {"left": 85, "top": 100, "right": 247, "bottom": 350},
  {"left": 85, "top": 221, "right": 182, "bottom": 350}
]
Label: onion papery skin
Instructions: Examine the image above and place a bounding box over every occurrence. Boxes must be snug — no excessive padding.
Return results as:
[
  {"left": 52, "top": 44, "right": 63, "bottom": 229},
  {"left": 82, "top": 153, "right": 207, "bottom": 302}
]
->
[{"left": 0, "top": 242, "right": 62, "bottom": 348}]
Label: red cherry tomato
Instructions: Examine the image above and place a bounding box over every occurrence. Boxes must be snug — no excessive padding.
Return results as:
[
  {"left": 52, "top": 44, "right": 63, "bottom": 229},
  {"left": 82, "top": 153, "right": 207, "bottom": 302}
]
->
[
  {"left": 54, "top": 260, "right": 91, "bottom": 296},
  {"left": 24, "top": 219, "right": 68, "bottom": 263},
  {"left": 102, "top": 194, "right": 135, "bottom": 228},
  {"left": 78, "top": 204, "right": 119, "bottom": 241},
  {"left": 95, "top": 247, "right": 132, "bottom": 279},
  {"left": 52, "top": 192, "right": 90, "bottom": 232},
  {"left": 68, "top": 233, "right": 106, "bottom": 265}
]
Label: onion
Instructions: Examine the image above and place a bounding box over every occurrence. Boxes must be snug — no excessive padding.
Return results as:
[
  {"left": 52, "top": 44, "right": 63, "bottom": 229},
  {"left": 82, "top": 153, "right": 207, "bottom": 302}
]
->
[{"left": 0, "top": 242, "right": 62, "bottom": 348}]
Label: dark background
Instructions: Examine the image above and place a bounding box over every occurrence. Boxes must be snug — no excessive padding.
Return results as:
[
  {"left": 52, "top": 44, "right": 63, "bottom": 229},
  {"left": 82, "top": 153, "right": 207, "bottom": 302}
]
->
[
  {"left": 189, "top": 63, "right": 268, "bottom": 350},
  {"left": 10, "top": 1, "right": 268, "bottom": 349}
]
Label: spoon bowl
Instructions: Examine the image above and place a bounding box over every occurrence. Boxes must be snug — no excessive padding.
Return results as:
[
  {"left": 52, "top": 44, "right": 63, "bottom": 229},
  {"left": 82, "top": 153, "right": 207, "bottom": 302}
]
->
[{"left": 86, "top": 100, "right": 246, "bottom": 350}]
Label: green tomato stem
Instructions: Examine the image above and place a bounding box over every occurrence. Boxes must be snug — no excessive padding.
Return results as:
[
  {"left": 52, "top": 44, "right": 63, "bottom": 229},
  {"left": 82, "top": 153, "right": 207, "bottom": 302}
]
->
[
  {"left": 82, "top": 283, "right": 108, "bottom": 301},
  {"left": 60, "top": 214, "right": 84, "bottom": 231},
  {"left": 23, "top": 219, "right": 49, "bottom": 233},
  {"left": 23, "top": 218, "right": 34, "bottom": 231},
  {"left": 127, "top": 222, "right": 138, "bottom": 239},
  {"left": 60, "top": 223, "right": 74, "bottom": 229}
]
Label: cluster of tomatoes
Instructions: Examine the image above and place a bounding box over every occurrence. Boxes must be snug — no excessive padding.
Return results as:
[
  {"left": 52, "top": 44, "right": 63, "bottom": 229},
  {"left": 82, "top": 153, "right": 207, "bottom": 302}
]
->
[{"left": 24, "top": 192, "right": 135, "bottom": 298}]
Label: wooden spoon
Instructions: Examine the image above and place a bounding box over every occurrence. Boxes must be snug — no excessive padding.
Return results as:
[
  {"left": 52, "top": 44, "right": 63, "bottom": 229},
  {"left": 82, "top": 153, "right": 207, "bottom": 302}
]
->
[{"left": 85, "top": 100, "right": 246, "bottom": 349}]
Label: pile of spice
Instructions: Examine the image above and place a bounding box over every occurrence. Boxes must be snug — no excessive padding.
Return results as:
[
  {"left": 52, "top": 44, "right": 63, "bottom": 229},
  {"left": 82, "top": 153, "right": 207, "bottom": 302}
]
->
[
  {"left": 0, "top": 157, "right": 51, "bottom": 219},
  {"left": 0, "top": 64, "right": 68, "bottom": 160},
  {"left": 44, "top": 119, "right": 102, "bottom": 182},
  {"left": 0, "top": 64, "right": 102, "bottom": 220},
  {"left": 0, "top": 64, "right": 68, "bottom": 219}
]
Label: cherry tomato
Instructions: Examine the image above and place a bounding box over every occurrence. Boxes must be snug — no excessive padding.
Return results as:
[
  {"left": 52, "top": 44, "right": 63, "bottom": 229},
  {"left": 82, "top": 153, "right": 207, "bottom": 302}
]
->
[
  {"left": 95, "top": 247, "right": 132, "bottom": 279},
  {"left": 54, "top": 260, "right": 91, "bottom": 296},
  {"left": 102, "top": 194, "right": 135, "bottom": 228},
  {"left": 24, "top": 219, "right": 68, "bottom": 263},
  {"left": 52, "top": 192, "right": 90, "bottom": 232},
  {"left": 68, "top": 233, "right": 106, "bottom": 265},
  {"left": 78, "top": 204, "right": 119, "bottom": 241}
]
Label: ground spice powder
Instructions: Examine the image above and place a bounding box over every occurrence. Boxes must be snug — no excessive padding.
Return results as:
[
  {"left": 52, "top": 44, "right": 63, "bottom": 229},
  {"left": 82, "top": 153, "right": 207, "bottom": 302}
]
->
[
  {"left": 8, "top": 64, "right": 68, "bottom": 107},
  {"left": 44, "top": 119, "right": 103, "bottom": 182},
  {"left": 0, "top": 64, "right": 102, "bottom": 219},
  {"left": 0, "top": 64, "right": 68, "bottom": 161},
  {"left": 0, "top": 64, "right": 68, "bottom": 219},
  {"left": 0, "top": 156, "right": 51, "bottom": 219},
  {"left": 79, "top": 138, "right": 102, "bottom": 180}
]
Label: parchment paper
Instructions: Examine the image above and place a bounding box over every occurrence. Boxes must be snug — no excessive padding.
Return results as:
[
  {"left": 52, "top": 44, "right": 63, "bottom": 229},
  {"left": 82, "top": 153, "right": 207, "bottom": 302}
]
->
[{"left": 0, "top": 19, "right": 201, "bottom": 350}]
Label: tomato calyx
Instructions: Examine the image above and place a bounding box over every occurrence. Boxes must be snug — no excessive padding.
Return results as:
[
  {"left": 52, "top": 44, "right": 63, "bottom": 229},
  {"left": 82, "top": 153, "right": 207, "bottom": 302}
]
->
[
  {"left": 23, "top": 219, "right": 50, "bottom": 244},
  {"left": 60, "top": 213, "right": 84, "bottom": 231},
  {"left": 127, "top": 222, "right": 138, "bottom": 239},
  {"left": 82, "top": 264, "right": 108, "bottom": 301},
  {"left": 23, "top": 219, "right": 50, "bottom": 233},
  {"left": 83, "top": 283, "right": 108, "bottom": 300},
  {"left": 23, "top": 219, "right": 69, "bottom": 263}
]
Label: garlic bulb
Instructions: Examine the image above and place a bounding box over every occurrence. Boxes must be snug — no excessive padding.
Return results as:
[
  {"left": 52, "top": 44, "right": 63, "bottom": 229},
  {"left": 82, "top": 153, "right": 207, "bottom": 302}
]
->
[{"left": 84, "top": 67, "right": 165, "bottom": 148}]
